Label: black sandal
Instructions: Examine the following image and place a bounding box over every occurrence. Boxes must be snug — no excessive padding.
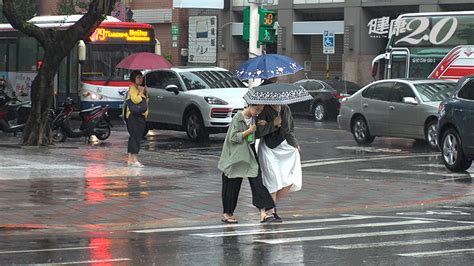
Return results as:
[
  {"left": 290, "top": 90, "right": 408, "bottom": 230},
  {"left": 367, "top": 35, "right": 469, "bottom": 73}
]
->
[
  {"left": 221, "top": 216, "right": 238, "bottom": 224},
  {"left": 260, "top": 215, "right": 276, "bottom": 223}
]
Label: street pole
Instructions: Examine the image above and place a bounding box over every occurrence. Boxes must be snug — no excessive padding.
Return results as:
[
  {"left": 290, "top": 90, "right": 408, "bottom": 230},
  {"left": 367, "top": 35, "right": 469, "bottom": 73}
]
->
[
  {"left": 248, "top": 2, "right": 262, "bottom": 88},
  {"left": 326, "top": 54, "right": 330, "bottom": 79}
]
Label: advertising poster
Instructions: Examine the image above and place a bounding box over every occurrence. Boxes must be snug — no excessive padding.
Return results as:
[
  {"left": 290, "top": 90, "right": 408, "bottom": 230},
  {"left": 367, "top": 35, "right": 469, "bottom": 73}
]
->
[
  {"left": 1, "top": 72, "right": 37, "bottom": 102},
  {"left": 188, "top": 16, "right": 217, "bottom": 64}
]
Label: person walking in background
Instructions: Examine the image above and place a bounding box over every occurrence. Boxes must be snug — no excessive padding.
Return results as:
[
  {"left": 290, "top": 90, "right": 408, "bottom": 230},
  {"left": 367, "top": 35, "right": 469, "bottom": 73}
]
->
[
  {"left": 125, "top": 70, "right": 148, "bottom": 168},
  {"left": 218, "top": 104, "right": 276, "bottom": 224},
  {"left": 256, "top": 104, "right": 302, "bottom": 222}
]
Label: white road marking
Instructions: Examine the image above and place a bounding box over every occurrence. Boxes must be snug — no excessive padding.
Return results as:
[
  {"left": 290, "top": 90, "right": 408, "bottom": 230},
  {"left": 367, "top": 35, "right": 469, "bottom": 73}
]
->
[
  {"left": 0, "top": 165, "right": 83, "bottom": 170},
  {"left": 322, "top": 236, "right": 474, "bottom": 250},
  {"left": 45, "top": 258, "right": 132, "bottom": 265},
  {"left": 358, "top": 168, "right": 467, "bottom": 177},
  {"left": 336, "top": 146, "right": 404, "bottom": 153},
  {"left": 440, "top": 206, "right": 473, "bottom": 210},
  {"left": 301, "top": 156, "right": 382, "bottom": 164},
  {"left": 342, "top": 214, "right": 474, "bottom": 225},
  {"left": 415, "top": 164, "right": 446, "bottom": 168},
  {"left": 438, "top": 175, "right": 473, "bottom": 182},
  {"left": 396, "top": 210, "right": 470, "bottom": 216},
  {"left": 254, "top": 225, "right": 474, "bottom": 245},
  {"left": 192, "top": 220, "right": 434, "bottom": 238},
  {"left": 0, "top": 246, "right": 94, "bottom": 254},
  {"left": 301, "top": 154, "right": 435, "bottom": 168},
  {"left": 397, "top": 248, "right": 474, "bottom": 258},
  {"left": 131, "top": 215, "right": 374, "bottom": 233}
]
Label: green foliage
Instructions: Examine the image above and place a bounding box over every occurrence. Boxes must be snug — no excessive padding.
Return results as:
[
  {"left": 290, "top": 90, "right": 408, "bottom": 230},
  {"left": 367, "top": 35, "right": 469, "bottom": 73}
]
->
[
  {"left": 57, "top": 0, "right": 89, "bottom": 15},
  {"left": 0, "top": 0, "right": 37, "bottom": 23}
]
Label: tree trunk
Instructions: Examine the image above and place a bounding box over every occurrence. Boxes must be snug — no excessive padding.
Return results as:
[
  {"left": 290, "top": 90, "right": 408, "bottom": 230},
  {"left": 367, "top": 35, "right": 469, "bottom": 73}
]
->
[
  {"left": 3, "top": 0, "right": 118, "bottom": 146},
  {"left": 22, "top": 54, "right": 58, "bottom": 146}
]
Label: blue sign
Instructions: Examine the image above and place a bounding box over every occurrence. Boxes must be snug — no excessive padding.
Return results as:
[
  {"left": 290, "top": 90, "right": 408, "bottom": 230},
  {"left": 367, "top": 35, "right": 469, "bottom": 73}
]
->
[{"left": 323, "top": 30, "right": 335, "bottom": 54}]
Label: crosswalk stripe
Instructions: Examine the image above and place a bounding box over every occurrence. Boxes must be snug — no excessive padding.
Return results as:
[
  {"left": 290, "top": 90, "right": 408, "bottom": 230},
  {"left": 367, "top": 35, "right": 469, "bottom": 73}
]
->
[
  {"left": 301, "top": 154, "right": 434, "bottom": 168},
  {"left": 192, "top": 220, "right": 435, "bottom": 238},
  {"left": 131, "top": 215, "right": 374, "bottom": 233},
  {"left": 321, "top": 236, "right": 474, "bottom": 250},
  {"left": 397, "top": 248, "right": 474, "bottom": 258},
  {"left": 254, "top": 225, "right": 474, "bottom": 245},
  {"left": 358, "top": 168, "right": 466, "bottom": 177}
]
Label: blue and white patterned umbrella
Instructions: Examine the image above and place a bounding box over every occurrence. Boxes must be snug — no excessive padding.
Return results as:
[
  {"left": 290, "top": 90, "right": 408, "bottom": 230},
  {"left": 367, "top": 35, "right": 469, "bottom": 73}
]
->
[
  {"left": 234, "top": 54, "right": 303, "bottom": 81},
  {"left": 243, "top": 83, "right": 313, "bottom": 105}
]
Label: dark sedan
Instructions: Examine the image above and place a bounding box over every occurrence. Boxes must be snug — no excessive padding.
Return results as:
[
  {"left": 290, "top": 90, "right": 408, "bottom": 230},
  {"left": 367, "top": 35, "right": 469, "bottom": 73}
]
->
[
  {"left": 290, "top": 79, "right": 362, "bottom": 121},
  {"left": 438, "top": 75, "right": 474, "bottom": 172}
]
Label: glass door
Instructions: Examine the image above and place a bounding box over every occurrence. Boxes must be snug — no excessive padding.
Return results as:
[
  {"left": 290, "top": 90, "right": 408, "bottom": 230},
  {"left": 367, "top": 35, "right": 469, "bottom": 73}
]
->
[{"left": 389, "top": 49, "right": 409, "bottom": 79}]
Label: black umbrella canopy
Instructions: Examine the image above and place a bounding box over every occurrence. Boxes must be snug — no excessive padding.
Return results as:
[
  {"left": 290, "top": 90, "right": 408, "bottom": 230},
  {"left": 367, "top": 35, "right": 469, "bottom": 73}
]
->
[{"left": 243, "top": 83, "right": 313, "bottom": 105}]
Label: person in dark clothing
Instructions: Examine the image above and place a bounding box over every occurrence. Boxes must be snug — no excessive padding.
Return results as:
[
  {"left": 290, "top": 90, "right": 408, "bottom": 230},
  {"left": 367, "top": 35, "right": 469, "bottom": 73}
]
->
[{"left": 125, "top": 70, "right": 148, "bottom": 168}]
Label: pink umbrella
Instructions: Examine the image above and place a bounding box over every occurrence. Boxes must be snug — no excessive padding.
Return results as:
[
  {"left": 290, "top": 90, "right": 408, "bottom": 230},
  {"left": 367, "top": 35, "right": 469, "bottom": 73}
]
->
[{"left": 116, "top": 52, "right": 173, "bottom": 70}]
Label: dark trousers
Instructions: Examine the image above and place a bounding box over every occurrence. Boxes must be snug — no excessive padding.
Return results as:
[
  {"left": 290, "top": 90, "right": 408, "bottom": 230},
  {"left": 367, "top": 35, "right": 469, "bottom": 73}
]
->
[
  {"left": 126, "top": 114, "right": 146, "bottom": 154},
  {"left": 222, "top": 145, "right": 275, "bottom": 214}
]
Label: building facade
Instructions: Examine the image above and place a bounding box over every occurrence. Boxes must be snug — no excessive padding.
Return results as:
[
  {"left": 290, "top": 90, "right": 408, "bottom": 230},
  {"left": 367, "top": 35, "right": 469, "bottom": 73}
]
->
[
  {"left": 219, "top": 0, "right": 474, "bottom": 85},
  {"left": 37, "top": 0, "right": 474, "bottom": 85}
]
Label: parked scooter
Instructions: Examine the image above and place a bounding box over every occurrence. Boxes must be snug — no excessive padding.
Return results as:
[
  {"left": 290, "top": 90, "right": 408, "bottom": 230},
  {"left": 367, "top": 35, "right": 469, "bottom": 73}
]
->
[
  {"left": 49, "top": 98, "right": 112, "bottom": 142},
  {"left": 0, "top": 89, "right": 31, "bottom": 134}
]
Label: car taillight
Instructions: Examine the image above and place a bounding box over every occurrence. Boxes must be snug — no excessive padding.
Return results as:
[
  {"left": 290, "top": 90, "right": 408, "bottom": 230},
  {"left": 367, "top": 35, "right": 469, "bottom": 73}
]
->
[{"left": 332, "top": 92, "right": 351, "bottom": 102}]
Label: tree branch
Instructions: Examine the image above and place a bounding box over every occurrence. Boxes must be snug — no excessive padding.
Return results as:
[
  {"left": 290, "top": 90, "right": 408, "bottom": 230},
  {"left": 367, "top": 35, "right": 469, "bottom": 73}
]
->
[
  {"left": 2, "top": 0, "right": 48, "bottom": 46},
  {"left": 60, "top": 0, "right": 117, "bottom": 51}
]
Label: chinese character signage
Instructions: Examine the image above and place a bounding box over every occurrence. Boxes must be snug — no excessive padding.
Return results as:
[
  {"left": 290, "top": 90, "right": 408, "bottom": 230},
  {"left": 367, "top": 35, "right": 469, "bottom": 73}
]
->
[
  {"left": 188, "top": 16, "right": 217, "bottom": 64},
  {"left": 368, "top": 16, "right": 459, "bottom": 46},
  {"left": 89, "top": 28, "right": 153, "bottom": 43}
]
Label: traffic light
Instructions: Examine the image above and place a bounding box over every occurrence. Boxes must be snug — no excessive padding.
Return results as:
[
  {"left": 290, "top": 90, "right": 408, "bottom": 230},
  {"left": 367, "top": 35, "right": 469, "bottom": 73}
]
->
[
  {"left": 242, "top": 7, "right": 277, "bottom": 45},
  {"left": 243, "top": 7, "right": 250, "bottom": 42},
  {"left": 258, "top": 7, "right": 276, "bottom": 44}
]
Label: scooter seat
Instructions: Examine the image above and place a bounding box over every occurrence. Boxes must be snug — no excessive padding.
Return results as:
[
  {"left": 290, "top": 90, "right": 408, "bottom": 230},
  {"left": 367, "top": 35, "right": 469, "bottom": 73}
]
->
[{"left": 79, "top": 106, "right": 103, "bottom": 118}]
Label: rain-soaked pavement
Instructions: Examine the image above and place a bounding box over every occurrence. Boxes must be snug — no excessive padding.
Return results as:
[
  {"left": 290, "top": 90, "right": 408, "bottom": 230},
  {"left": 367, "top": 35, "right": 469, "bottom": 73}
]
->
[{"left": 0, "top": 117, "right": 473, "bottom": 265}]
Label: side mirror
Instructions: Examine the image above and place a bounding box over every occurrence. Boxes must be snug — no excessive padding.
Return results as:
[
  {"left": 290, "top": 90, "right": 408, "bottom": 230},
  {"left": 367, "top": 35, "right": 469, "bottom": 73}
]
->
[
  {"left": 165, "top": 84, "right": 179, "bottom": 95},
  {"left": 403, "top": 97, "right": 418, "bottom": 105}
]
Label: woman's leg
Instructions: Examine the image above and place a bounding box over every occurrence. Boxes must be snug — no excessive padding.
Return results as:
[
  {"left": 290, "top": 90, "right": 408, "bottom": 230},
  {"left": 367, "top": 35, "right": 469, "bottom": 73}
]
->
[
  {"left": 127, "top": 115, "right": 146, "bottom": 163},
  {"left": 222, "top": 174, "right": 242, "bottom": 221},
  {"left": 248, "top": 175, "right": 275, "bottom": 221},
  {"left": 276, "top": 185, "right": 293, "bottom": 201}
]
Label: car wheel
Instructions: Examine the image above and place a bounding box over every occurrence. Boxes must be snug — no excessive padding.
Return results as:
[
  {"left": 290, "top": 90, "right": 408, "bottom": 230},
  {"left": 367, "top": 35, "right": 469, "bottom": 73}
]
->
[
  {"left": 313, "top": 102, "right": 327, "bottom": 121},
  {"left": 185, "top": 110, "right": 209, "bottom": 142},
  {"left": 52, "top": 127, "right": 66, "bottom": 143},
  {"left": 352, "top": 116, "right": 375, "bottom": 145},
  {"left": 425, "top": 119, "right": 439, "bottom": 151},
  {"left": 441, "top": 128, "right": 472, "bottom": 172}
]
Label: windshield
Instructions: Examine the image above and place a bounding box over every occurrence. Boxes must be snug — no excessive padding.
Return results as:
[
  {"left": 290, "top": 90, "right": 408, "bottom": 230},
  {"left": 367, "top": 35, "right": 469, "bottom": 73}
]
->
[
  {"left": 82, "top": 44, "right": 154, "bottom": 81},
  {"left": 180, "top": 71, "right": 246, "bottom": 90},
  {"left": 414, "top": 82, "right": 456, "bottom": 102}
]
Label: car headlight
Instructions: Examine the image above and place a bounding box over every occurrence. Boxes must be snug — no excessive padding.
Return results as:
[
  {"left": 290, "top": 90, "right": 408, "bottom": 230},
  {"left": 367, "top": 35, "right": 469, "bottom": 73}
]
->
[{"left": 205, "top": 97, "right": 228, "bottom": 105}]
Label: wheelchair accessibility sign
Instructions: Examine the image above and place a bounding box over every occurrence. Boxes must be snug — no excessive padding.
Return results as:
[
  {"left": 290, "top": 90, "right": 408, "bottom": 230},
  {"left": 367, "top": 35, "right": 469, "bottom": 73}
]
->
[{"left": 323, "top": 30, "right": 335, "bottom": 54}]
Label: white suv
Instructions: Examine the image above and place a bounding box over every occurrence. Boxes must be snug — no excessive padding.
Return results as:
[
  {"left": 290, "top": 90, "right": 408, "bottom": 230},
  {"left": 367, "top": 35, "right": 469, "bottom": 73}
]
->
[{"left": 144, "top": 67, "right": 248, "bottom": 142}]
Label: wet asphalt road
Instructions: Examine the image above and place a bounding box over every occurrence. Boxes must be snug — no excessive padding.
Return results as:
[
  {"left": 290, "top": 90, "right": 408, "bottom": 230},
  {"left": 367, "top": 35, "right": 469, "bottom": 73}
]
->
[{"left": 0, "top": 116, "right": 473, "bottom": 265}]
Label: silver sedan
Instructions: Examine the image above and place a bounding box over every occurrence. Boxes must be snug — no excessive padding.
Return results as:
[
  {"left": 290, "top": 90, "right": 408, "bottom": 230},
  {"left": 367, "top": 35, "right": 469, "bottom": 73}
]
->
[{"left": 337, "top": 79, "right": 456, "bottom": 150}]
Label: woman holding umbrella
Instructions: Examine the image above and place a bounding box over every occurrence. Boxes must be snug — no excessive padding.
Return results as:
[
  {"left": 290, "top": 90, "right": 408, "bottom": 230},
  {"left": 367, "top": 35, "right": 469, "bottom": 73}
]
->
[
  {"left": 256, "top": 102, "right": 302, "bottom": 222},
  {"left": 125, "top": 70, "right": 148, "bottom": 167},
  {"left": 116, "top": 52, "right": 173, "bottom": 167},
  {"left": 236, "top": 54, "right": 308, "bottom": 221},
  {"left": 242, "top": 82, "right": 309, "bottom": 222}
]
